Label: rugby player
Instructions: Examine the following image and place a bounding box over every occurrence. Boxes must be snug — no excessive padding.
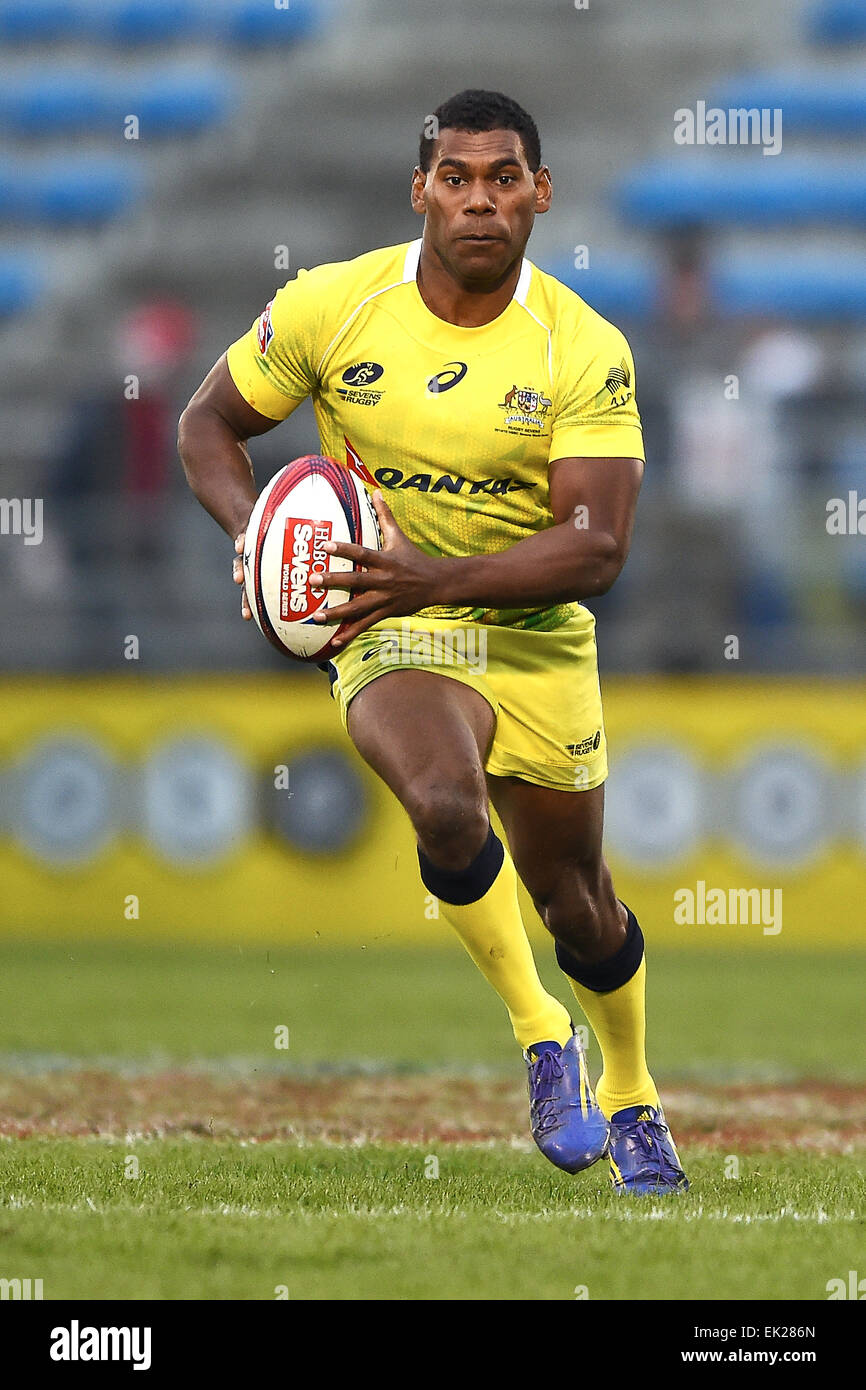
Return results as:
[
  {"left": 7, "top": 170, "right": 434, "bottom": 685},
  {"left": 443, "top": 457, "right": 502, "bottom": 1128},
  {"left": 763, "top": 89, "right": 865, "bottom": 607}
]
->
[{"left": 178, "top": 90, "right": 688, "bottom": 1194}]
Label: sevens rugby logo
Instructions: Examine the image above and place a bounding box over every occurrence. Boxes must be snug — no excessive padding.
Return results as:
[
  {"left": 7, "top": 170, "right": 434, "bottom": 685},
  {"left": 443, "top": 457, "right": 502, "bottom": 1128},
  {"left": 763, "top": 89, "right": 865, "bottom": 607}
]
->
[
  {"left": 566, "top": 730, "right": 601, "bottom": 757},
  {"left": 337, "top": 362, "right": 385, "bottom": 406},
  {"left": 427, "top": 361, "right": 468, "bottom": 394}
]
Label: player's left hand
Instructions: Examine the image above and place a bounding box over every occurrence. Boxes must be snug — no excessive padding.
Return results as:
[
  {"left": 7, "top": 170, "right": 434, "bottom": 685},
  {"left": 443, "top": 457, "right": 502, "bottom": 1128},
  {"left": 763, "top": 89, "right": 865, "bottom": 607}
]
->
[{"left": 314, "top": 491, "right": 441, "bottom": 647}]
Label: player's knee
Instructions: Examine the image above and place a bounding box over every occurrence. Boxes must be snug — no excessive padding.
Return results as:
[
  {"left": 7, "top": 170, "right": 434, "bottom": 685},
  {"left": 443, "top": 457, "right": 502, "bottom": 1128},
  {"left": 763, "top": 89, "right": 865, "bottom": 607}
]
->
[
  {"left": 532, "top": 867, "right": 608, "bottom": 955},
  {"left": 404, "top": 777, "right": 489, "bottom": 871}
]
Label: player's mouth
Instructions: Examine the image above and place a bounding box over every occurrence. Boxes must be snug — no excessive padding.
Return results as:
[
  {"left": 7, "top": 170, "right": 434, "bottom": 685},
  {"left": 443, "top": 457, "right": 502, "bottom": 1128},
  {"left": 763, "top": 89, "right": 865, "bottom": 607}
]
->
[{"left": 457, "top": 234, "right": 506, "bottom": 248}]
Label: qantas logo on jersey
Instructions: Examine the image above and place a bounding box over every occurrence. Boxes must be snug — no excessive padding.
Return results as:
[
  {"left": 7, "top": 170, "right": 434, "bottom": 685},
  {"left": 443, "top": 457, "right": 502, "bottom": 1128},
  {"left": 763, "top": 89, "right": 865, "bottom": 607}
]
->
[
  {"left": 344, "top": 437, "right": 377, "bottom": 488},
  {"left": 374, "top": 466, "right": 533, "bottom": 496},
  {"left": 342, "top": 438, "right": 533, "bottom": 498},
  {"left": 256, "top": 300, "right": 274, "bottom": 356}
]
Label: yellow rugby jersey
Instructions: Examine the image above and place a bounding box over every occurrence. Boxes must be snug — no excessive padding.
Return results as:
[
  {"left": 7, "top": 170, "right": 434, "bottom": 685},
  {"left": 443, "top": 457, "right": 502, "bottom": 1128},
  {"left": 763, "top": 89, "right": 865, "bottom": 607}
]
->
[{"left": 226, "top": 239, "right": 644, "bottom": 630}]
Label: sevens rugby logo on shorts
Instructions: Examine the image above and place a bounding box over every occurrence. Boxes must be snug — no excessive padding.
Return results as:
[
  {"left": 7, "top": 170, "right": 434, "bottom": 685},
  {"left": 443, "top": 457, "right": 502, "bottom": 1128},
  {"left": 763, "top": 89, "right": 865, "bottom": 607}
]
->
[{"left": 566, "top": 730, "right": 601, "bottom": 757}]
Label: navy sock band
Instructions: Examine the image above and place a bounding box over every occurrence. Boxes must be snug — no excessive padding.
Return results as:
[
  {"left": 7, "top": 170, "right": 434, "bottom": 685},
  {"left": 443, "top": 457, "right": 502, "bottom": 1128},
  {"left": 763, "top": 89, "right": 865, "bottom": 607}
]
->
[
  {"left": 417, "top": 823, "right": 504, "bottom": 906},
  {"left": 555, "top": 905, "right": 644, "bottom": 993}
]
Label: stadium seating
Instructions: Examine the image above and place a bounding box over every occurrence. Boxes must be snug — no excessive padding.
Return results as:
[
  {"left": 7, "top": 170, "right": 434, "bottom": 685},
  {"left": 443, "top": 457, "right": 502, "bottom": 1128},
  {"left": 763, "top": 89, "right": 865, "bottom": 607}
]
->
[
  {"left": 548, "top": 253, "right": 866, "bottom": 323},
  {"left": 0, "top": 253, "right": 41, "bottom": 316},
  {"left": 224, "top": 0, "right": 322, "bottom": 46},
  {"left": 0, "top": 71, "right": 230, "bottom": 137},
  {"left": 711, "top": 254, "right": 866, "bottom": 320},
  {"left": 807, "top": 0, "right": 866, "bottom": 44},
  {"left": 544, "top": 257, "right": 658, "bottom": 322},
  {"left": 616, "top": 159, "right": 866, "bottom": 227},
  {"left": 0, "top": 0, "right": 323, "bottom": 46},
  {"left": 0, "top": 160, "right": 142, "bottom": 224},
  {"left": 707, "top": 72, "right": 866, "bottom": 135}
]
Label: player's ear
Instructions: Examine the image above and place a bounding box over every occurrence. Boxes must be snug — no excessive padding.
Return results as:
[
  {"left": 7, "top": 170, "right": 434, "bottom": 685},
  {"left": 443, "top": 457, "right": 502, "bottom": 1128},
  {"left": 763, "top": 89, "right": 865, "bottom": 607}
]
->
[
  {"left": 410, "top": 166, "right": 426, "bottom": 215},
  {"left": 534, "top": 165, "right": 552, "bottom": 214}
]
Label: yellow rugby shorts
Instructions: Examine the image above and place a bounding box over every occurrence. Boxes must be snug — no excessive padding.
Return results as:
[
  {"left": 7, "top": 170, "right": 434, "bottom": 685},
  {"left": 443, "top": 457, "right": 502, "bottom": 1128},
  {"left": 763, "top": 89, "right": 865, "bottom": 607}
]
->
[{"left": 327, "top": 611, "right": 608, "bottom": 792}]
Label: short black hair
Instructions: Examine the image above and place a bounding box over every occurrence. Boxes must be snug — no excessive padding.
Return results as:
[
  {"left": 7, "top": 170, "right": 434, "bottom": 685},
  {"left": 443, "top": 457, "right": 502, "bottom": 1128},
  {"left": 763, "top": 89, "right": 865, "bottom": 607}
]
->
[{"left": 419, "top": 89, "right": 541, "bottom": 173}]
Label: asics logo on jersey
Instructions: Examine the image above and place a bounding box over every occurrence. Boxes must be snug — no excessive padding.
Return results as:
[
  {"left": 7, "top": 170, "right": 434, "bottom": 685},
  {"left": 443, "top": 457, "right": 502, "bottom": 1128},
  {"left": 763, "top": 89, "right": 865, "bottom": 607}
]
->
[{"left": 427, "top": 361, "right": 468, "bottom": 394}]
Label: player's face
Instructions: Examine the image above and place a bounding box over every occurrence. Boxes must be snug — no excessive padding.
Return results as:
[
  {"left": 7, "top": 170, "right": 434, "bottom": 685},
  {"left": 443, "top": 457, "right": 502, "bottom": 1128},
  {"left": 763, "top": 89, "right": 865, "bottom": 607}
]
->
[{"left": 411, "top": 128, "right": 552, "bottom": 285}]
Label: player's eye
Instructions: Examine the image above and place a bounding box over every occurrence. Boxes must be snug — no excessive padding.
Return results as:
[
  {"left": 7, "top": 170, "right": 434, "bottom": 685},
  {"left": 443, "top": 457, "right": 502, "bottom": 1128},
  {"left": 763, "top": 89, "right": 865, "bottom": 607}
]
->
[
  {"left": 445, "top": 175, "right": 464, "bottom": 186},
  {"left": 496, "top": 175, "right": 517, "bottom": 186}
]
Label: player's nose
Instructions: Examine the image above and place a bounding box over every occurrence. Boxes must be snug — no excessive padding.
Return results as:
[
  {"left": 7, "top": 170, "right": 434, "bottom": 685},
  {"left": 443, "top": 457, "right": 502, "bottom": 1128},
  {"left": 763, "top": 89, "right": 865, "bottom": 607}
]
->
[{"left": 463, "top": 181, "right": 496, "bottom": 213}]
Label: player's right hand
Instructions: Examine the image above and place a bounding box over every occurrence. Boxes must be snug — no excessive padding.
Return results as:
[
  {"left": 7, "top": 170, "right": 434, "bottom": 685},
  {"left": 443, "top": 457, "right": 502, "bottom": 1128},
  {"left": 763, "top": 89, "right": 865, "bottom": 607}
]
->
[{"left": 233, "top": 531, "right": 253, "bottom": 620}]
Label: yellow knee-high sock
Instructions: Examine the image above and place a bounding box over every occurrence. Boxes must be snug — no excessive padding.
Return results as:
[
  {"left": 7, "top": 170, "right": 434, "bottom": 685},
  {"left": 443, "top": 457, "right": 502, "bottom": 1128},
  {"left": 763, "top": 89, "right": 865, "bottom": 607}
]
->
[
  {"left": 436, "top": 848, "right": 572, "bottom": 1052},
  {"left": 565, "top": 957, "right": 659, "bottom": 1118}
]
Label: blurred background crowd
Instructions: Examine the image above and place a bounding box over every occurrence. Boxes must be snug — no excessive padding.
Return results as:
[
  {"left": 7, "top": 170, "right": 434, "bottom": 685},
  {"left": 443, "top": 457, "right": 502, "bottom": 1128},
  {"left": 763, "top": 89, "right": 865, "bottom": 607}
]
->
[{"left": 1, "top": 0, "right": 864, "bottom": 677}]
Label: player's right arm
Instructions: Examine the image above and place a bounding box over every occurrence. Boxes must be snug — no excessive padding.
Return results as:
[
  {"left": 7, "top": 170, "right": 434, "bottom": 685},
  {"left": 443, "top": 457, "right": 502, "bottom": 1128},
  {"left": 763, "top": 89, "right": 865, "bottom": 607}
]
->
[
  {"left": 179, "top": 263, "right": 351, "bottom": 614},
  {"left": 179, "top": 271, "right": 324, "bottom": 616},
  {"left": 178, "top": 355, "right": 282, "bottom": 620},
  {"left": 178, "top": 354, "right": 279, "bottom": 540}
]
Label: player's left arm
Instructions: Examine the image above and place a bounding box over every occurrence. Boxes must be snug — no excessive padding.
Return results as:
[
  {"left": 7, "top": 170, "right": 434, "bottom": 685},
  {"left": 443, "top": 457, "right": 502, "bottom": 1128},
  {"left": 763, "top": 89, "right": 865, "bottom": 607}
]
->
[{"left": 317, "top": 455, "right": 643, "bottom": 647}]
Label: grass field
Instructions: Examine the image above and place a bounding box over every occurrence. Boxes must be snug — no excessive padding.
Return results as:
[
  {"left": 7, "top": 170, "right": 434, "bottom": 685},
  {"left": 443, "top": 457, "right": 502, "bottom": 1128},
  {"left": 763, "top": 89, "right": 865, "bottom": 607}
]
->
[{"left": 1, "top": 942, "right": 864, "bottom": 1300}]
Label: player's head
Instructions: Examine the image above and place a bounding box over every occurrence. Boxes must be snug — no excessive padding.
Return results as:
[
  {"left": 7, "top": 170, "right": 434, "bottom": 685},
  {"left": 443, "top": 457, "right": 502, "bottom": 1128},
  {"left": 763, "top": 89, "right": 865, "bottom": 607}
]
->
[{"left": 412, "top": 90, "right": 551, "bottom": 287}]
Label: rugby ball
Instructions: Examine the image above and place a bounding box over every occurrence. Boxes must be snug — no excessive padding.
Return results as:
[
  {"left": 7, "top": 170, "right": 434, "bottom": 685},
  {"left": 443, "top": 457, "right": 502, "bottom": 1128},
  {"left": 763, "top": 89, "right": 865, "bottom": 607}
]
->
[{"left": 243, "top": 454, "right": 381, "bottom": 662}]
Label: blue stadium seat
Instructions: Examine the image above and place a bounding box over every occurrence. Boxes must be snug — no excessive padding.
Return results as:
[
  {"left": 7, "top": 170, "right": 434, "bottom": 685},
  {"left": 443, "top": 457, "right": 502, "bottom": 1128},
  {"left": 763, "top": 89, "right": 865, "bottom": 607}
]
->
[
  {"left": 91, "top": 0, "right": 201, "bottom": 44},
  {"left": 544, "top": 252, "right": 866, "bottom": 322},
  {"left": 0, "top": 254, "right": 41, "bottom": 316},
  {"left": 0, "top": 70, "right": 230, "bottom": 137},
  {"left": 0, "top": 0, "right": 325, "bottom": 46},
  {"left": 708, "top": 72, "right": 866, "bottom": 134},
  {"left": 0, "top": 161, "right": 143, "bottom": 225},
  {"left": 712, "top": 254, "right": 866, "bottom": 320},
  {"left": 616, "top": 159, "right": 866, "bottom": 227},
  {"left": 0, "top": 164, "right": 30, "bottom": 219},
  {"left": 122, "top": 73, "right": 229, "bottom": 135},
  {"left": 807, "top": 1, "right": 866, "bottom": 44},
  {"left": 224, "top": 0, "right": 321, "bottom": 45},
  {"left": 0, "top": 0, "right": 74, "bottom": 41},
  {"left": 0, "top": 75, "right": 110, "bottom": 135},
  {"left": 544, "top": 256, "right": 657, "bottom": 321}
]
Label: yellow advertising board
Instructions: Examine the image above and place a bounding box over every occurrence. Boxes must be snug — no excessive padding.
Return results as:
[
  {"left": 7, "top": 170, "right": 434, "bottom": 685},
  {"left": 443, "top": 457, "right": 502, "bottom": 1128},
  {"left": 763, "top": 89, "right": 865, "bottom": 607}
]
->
[{"left": 0, "top": 676, "right": 864, "bottom": 948}]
